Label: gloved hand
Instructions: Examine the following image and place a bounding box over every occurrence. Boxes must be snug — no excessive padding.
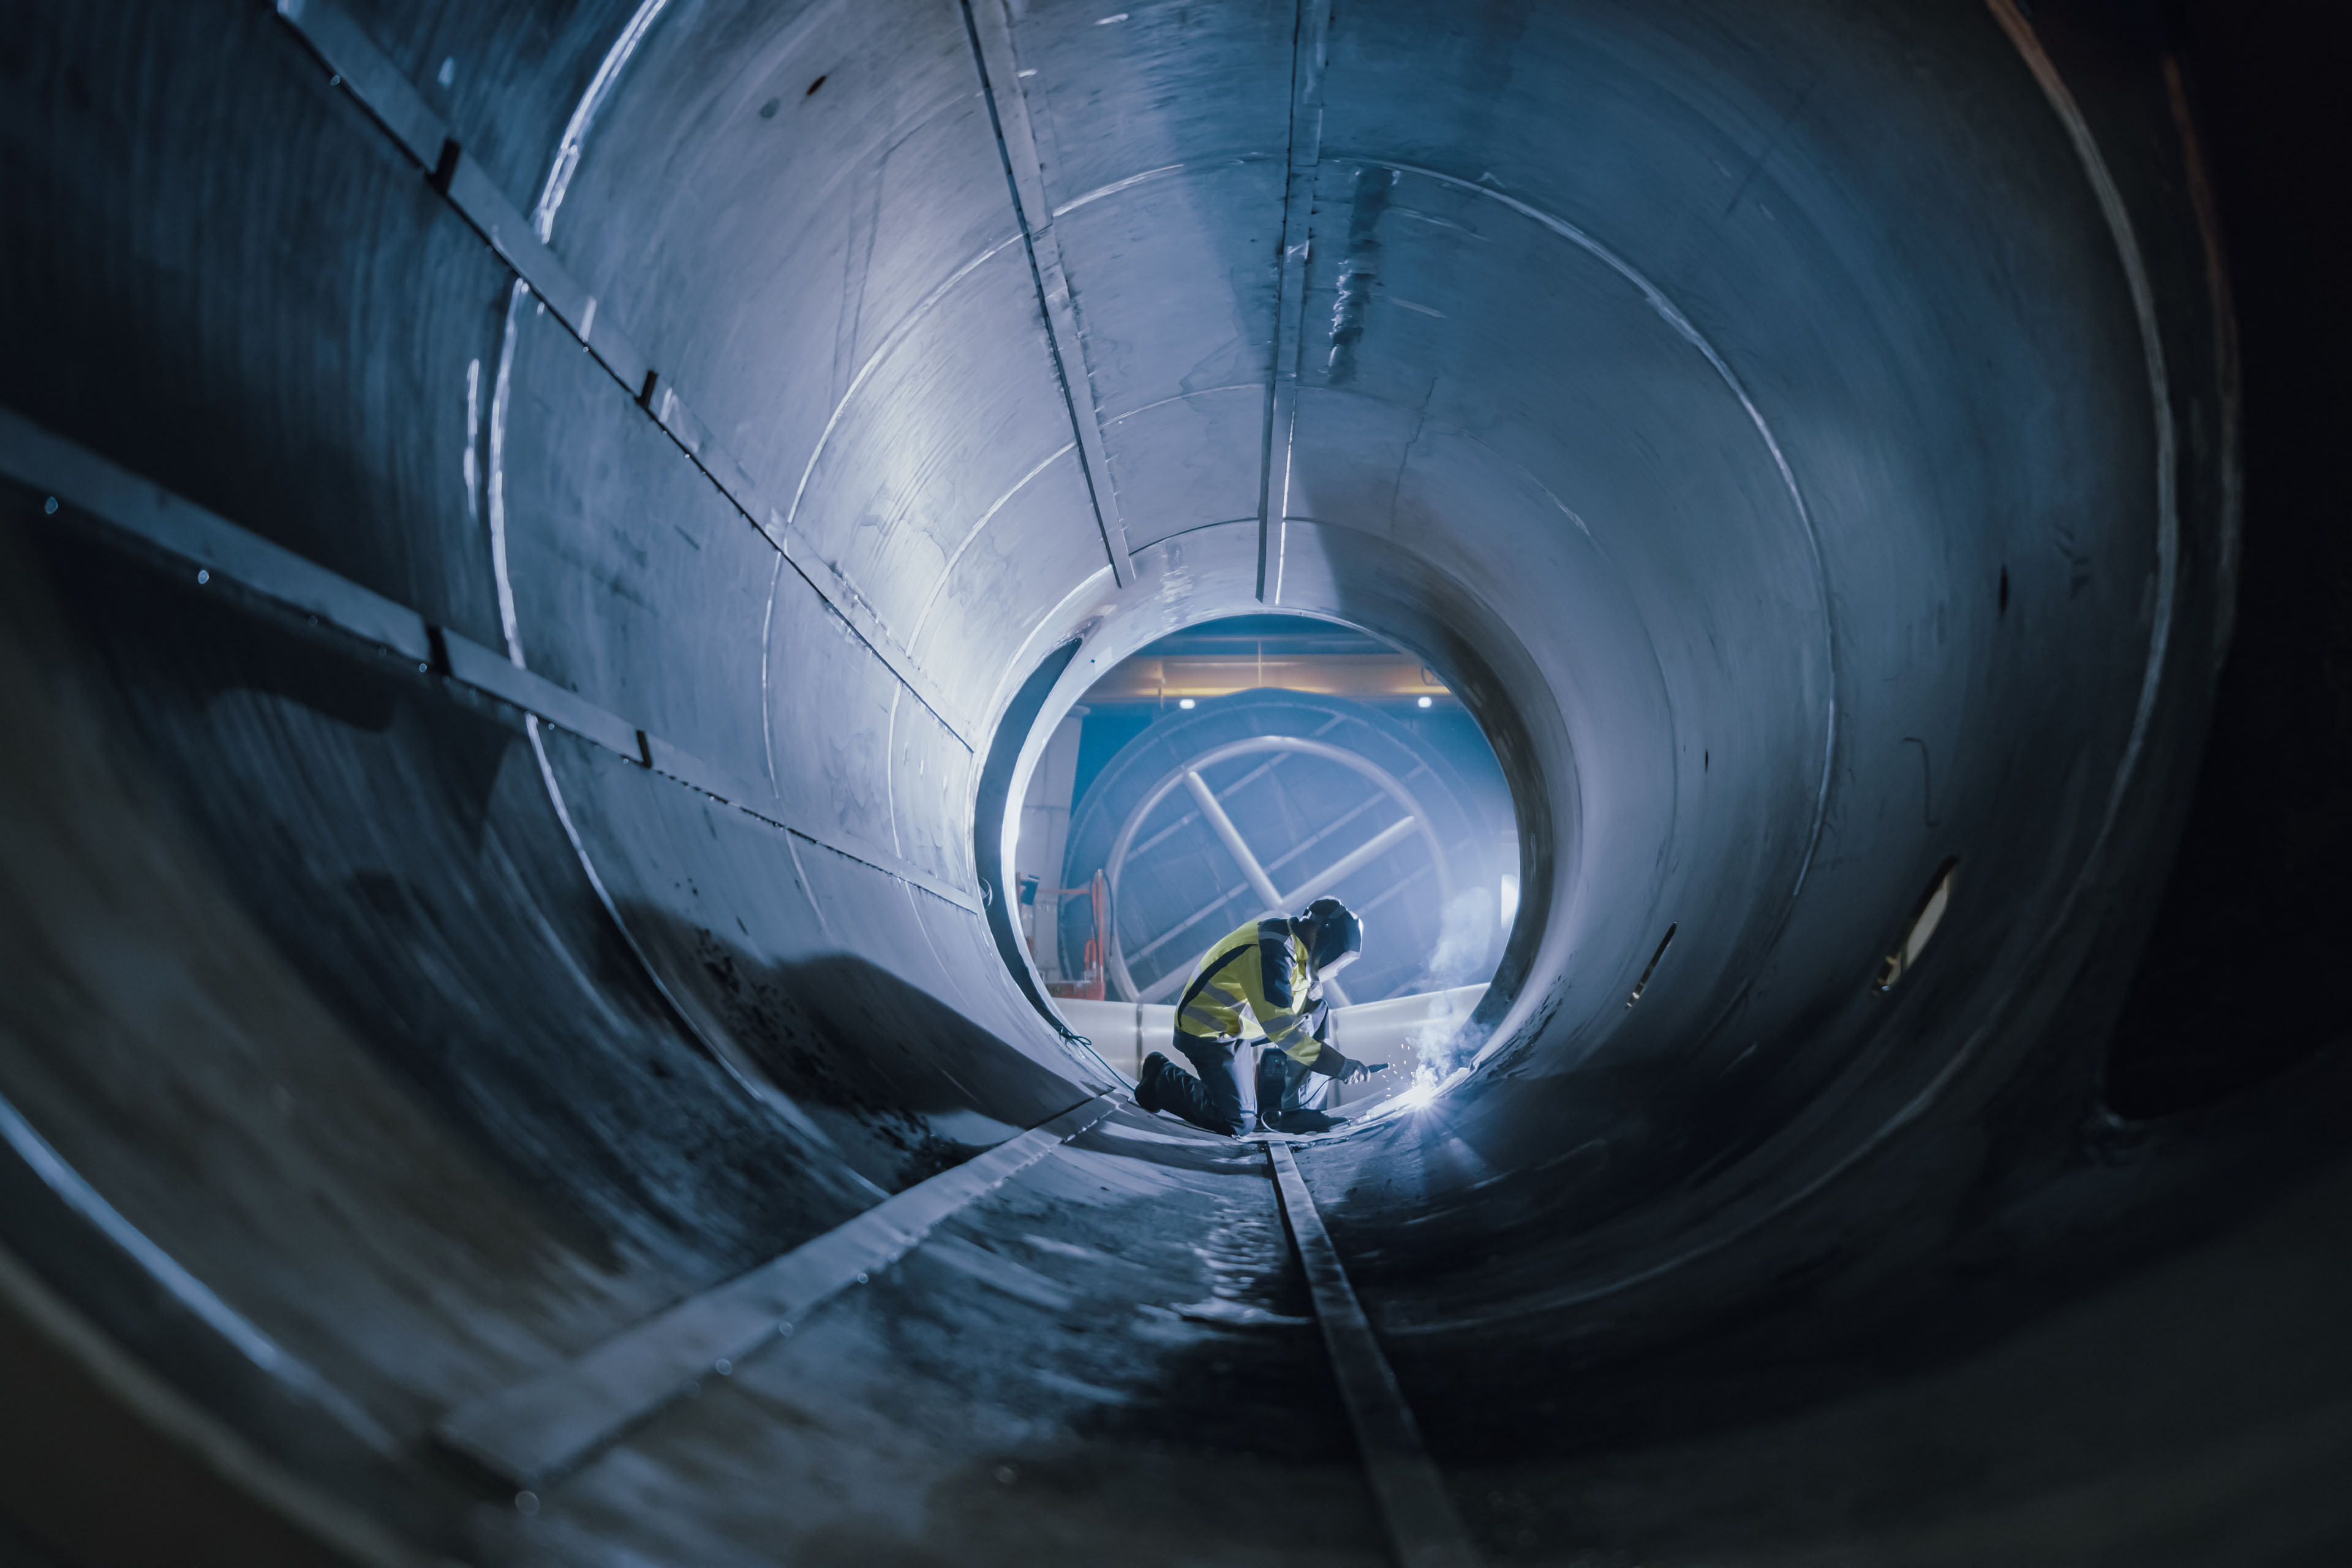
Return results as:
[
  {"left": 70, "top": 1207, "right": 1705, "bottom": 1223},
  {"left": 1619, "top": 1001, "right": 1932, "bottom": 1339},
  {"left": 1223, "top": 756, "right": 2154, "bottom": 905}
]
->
[{"left": 1306, "top": 1047, "right": 1389, "bottom": 1082}]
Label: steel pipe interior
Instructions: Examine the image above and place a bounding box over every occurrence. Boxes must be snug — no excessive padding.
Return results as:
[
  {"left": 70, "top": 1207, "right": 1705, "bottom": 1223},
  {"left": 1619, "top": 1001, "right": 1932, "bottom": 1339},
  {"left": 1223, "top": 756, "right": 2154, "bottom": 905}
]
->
[{"left": 2, "top": 1, "right": 2346, "bottom": 1564}]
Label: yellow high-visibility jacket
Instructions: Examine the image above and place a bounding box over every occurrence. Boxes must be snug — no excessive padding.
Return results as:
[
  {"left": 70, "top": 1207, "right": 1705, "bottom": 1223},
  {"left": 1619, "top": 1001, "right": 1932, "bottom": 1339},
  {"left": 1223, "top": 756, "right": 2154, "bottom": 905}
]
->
[{"left": 1174, "top": 918, "right": 1327, "bottom": 1066}]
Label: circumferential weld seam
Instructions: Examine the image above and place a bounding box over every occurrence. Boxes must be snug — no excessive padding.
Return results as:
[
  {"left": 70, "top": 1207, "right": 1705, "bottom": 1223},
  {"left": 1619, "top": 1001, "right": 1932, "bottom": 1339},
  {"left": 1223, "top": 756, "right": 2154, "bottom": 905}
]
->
[
  {"left": 271, "top": 0, "right": 974, "bottom": 752},
  {"left": 1983, "top": 0, "right": 2180, "bottom": 861},
  {"left": 1443, "top": 0, "right": 2188, "bottom": 1320},
  {"left": 0, "top": 407, "right": 976, "bottom": 918},
  {"left": 473, "top": 0, "right": 877, "bottom": 1138},
  {"left": 1365, "top": 161, "right": 1836, "bottom": 913},
  {"left": 1373, "top": 12, "right": 2187, "bottom": 1317},
  {"left": 0, "top": 1091, "right": 398, "bottom": 1453}
]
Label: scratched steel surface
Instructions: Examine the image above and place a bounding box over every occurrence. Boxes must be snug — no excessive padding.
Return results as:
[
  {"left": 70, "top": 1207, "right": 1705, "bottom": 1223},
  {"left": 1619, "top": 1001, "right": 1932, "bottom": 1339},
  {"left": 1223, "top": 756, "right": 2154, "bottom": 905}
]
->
[
  {"left": 471, "top": 1110, "right": 1384, "bottom": 1567},
  {"left": 0, "top": 0, "right": 2315, "bottom": 1562}
]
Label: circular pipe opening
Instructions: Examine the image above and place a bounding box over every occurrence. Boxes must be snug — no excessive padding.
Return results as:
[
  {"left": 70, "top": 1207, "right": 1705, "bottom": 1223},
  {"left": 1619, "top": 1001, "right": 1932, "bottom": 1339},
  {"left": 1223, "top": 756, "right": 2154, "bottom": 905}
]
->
[{"left": 979, "top": 605, "right": 1550, "bottom": 1105}]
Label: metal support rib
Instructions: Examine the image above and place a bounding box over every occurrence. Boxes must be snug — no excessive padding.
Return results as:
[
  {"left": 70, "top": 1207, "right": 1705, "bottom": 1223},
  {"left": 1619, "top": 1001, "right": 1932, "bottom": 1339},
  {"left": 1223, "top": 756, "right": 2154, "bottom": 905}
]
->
[
  {"left": 961, "top": 0, "right": 1135, "bottom": 587},
  {"left": 436, "top": 1095, "right": 1117, "bottom": 1487},
  {"left": 1178, "top": 769, "right": 1387, "bottom": 1006},
  {"left": 0, "top": 406, "right": 976, "bottom": 916},
  {"left": 1259, "top": 0, "right": 1333, "bottom": 604},
  {"left": 1185, "top": 769, "right": 1292, "bottom": 913},
  {"left": 270, "top": 0, "right": 972, "bottom": 748},
  {"left": 1266, "top": 1140, "right": 1482, "bottom": 1568}
]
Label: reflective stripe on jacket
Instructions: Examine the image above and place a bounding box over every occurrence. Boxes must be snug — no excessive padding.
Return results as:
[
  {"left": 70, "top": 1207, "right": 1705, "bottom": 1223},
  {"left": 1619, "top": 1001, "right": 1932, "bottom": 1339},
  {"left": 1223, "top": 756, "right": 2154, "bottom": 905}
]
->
[{"left": 1174, "top": 918, "right": 1325, "bottom": 1066}]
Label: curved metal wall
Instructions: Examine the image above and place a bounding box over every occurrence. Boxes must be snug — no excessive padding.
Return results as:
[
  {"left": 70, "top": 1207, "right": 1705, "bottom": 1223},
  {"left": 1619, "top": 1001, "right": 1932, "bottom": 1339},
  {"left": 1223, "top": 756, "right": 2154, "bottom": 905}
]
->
[{"left": 1, "top": 1, "right": 2343, "bottom": 1564}]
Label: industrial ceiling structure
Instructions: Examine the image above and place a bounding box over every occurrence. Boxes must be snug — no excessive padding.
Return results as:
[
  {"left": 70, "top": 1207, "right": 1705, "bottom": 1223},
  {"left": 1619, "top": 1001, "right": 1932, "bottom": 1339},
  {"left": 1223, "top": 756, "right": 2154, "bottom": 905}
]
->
[
  {"left": 1077, "top": 614, "right": 1452, "bottom": 707},
  {"left": 1, "top": 1, "right": 2346, "bottom": 1565}
]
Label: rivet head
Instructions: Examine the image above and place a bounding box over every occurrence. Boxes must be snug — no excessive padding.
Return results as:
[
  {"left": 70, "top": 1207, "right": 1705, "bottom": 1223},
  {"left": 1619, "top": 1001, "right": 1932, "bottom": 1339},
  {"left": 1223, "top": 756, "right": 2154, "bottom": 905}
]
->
[
  {"left": 513, "top": 1491, "right": 539, "bottom": 1515},
  {"left": 195, "top": 569, "right": 209, "bottom": 584}
]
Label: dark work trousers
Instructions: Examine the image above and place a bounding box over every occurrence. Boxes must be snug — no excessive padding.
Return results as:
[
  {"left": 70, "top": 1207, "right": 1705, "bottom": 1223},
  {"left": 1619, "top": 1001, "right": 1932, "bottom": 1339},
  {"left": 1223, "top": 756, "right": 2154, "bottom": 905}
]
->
[
  {"left": 1256, "top": 1048, "right": 1335, "bottom": 1121},
  {"left": 1161, "top": 1032, "right": 1258, "bottom": 1136}
]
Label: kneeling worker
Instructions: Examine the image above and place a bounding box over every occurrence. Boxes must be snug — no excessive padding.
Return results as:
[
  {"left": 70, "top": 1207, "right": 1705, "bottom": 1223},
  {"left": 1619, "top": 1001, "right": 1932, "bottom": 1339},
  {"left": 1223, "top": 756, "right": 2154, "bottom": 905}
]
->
[{"left": 1134, "top": 896, "right": 1387, "bottom": 1135}]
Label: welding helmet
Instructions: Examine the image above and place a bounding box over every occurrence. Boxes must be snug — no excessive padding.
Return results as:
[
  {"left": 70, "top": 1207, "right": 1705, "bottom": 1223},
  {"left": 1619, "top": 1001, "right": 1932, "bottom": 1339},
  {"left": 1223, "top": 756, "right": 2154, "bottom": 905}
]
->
[{"left": 1297, "top": 897, "right": 1364, "bottom": 978}]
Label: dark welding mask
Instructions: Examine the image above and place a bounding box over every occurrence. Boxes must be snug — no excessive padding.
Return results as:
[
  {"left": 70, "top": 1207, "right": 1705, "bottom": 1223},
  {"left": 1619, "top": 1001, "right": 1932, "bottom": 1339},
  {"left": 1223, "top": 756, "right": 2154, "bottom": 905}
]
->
[{"left": 1297, "top": 897, "right": 1364, "bottom": 979}]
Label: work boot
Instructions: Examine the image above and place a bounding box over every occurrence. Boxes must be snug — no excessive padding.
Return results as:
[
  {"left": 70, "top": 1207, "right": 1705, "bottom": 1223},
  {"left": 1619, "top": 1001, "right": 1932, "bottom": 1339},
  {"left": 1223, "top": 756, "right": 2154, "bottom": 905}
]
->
[{"left": 1134, "top": 1052, "right": 1170, "bottom": 1114}]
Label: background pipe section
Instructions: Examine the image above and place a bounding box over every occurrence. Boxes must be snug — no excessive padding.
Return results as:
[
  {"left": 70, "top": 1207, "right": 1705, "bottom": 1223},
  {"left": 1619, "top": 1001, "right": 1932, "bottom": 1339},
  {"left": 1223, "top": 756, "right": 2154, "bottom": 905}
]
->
[{"left": 0, "top": 1, "right": 2345, "bottom": 1564}]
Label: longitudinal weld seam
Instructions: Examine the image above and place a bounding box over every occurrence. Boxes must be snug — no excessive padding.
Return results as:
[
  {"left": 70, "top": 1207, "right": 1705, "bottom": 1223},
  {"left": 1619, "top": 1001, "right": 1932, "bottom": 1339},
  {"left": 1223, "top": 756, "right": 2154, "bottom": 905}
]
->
[
  {"left": 0, "top": 405, "right": 978, "bottom": 918},
  {"left": 1265, "top": 1140, "right": 1482, "bottom": 1568},
  {"left": 1259, "top": 0, "right": 1333, "bottom": 604},
  {"left": 270, "top": 0, "right": 973, "bottom": 751},
  {"left": 957, "top": 0, "right": 1133, "bottom": 586}
]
